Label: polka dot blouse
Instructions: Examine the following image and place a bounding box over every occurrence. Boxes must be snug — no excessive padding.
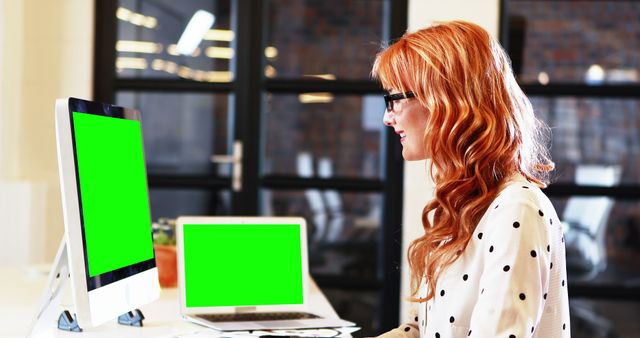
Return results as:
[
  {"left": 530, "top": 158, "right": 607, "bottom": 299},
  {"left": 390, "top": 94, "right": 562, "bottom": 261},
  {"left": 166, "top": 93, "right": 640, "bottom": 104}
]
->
[{"left": 376, "top": 175, "right": 571, "bottom": 338}]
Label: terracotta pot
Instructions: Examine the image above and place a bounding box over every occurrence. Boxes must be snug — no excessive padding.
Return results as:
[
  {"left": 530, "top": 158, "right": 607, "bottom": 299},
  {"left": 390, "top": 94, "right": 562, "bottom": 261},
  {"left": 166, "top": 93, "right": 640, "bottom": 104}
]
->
[{"left": 154, "top": 244, "right": 177, "bottom": 288}]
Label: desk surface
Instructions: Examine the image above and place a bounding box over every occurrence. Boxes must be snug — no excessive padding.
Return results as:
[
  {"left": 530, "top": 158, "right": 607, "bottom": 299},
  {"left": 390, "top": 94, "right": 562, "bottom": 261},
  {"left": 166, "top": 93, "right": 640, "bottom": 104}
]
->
[{"left": 0, "top": 265, "right": 352, "bottom": 338}]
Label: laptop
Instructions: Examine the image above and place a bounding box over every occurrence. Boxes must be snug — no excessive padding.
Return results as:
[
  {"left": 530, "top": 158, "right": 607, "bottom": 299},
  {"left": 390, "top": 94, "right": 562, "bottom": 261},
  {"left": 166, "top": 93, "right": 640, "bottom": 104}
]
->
[{"left": 176, "top": 216, "right": 355, "bottom": 331}]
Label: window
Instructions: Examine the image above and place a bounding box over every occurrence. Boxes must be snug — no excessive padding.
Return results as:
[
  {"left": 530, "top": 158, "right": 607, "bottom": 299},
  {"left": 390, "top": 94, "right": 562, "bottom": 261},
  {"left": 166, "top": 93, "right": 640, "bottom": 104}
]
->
[
  {"left": 95, "top": 1, "right": 408, "bottom": 335},
  {"left": 502, "top": 2, "right": 640, "bottom": 337}
]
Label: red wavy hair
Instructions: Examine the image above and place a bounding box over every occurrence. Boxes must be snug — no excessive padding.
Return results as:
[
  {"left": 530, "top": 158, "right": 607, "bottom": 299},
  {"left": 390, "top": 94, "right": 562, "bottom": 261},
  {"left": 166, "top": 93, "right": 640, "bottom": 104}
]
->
[{"left": 371, "top": 21, "right": 554, "bottom": 301}]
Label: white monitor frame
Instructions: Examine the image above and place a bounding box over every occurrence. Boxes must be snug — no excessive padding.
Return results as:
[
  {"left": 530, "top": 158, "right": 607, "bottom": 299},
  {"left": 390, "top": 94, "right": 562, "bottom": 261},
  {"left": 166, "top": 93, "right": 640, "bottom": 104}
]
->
[
  {"left": 176, "top": 216, "right": 310, "bottom": 315},
  {"left": 54, "top": 97, "right": 160, "bottom": 328}
]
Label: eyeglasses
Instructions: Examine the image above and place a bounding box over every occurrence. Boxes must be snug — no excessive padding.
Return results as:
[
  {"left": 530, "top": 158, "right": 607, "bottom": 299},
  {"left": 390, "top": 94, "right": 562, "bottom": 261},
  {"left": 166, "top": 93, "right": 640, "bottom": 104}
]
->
[{"left": 383, "top": 91, "right": 415, "bottom": 112}]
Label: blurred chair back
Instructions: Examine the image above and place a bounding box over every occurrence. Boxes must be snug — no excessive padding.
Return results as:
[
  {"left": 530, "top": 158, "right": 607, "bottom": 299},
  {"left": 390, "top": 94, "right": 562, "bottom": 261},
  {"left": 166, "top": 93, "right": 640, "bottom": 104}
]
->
[{"left": 563, "top": 165, "right": 622, "bottom": 281}]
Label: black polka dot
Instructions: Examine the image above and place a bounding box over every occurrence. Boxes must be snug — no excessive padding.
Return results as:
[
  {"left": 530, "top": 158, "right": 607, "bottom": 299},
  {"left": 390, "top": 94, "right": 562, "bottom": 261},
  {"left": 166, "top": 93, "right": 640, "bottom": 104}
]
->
[
  {"left": 531, "top": 326, "right": 535, "bottom": 333},
  {"left": 440, "top": 289, "right": 445, "bottom": 297},
  {"left": 519, "top": 293, "right": 526, "bottom": 300},
  {"left": 404, "top": 327, "right": 410, "bottom": 332},
  {"left": 449, "top": 316, "right": 455, "bottom": 323},
  {"left": 435, "top": 333, "right": 440, "bottom": 338},
  {"left": 468, "top": 330, "right": 472, "bottom": 336},
  {"left": 550, "top": 262, "right": 554, "bottom": 269},
  {"left": 562, "top": 280, "right": 565, "bottom": 286},
  {"left": 538, "top": 210, "right": 544, "bottom": 216},
  {"left": 463, "top": 274, "right": 468, "bottom": 281},
  {"left": 481, "top": 288, "right": 485, "bottom": 294},
  {"left": 489, "top": 245, "right": 494, "bottom": 253},
  {"left": 513, "top": 221, "right": 520, "bottom": 228},
  {"left": 530, "top": 250, "right": 537, "bottom": 257},
  {"left": 550, "top": 218, "right": 553, "bottom": 225},
  {"left": 563, "top": 323, "right": 566, "bottom": 330},
  {"left": 509, "top": 335, "right": 516, "bottom": 338},
  {"left": 543, "top": 293, "right": 548, "bottom": 300},
  {"left": 414, "top": 316, "right": 418, "bottom": 322},
  {"left": 547, "top": 244, "right": 550, "bottom": 252},
  {"left": 494, "top": 204, "right": 499, "bottom": 209},
  {"left": 503, "top": 265, "right": 511, "bottom": 272},
  {"left": 522, "top": 186, "right": 529, "bottom": 189},
  {"left": 478, "top": 232, "right": 483, "bottom": 240}
]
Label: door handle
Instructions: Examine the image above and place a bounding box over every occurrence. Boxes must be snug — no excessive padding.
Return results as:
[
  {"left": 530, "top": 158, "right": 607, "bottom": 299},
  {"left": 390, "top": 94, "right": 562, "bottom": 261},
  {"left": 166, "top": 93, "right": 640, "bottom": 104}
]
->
[{"left": 210, "top": 140, "right": 243, "bottom": 192}]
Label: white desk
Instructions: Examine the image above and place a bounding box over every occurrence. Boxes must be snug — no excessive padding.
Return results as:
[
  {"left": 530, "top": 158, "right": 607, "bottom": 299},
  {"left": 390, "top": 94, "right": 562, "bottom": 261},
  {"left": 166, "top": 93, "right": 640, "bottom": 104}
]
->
[{"left": 0, "top": 266, "right": 354, "bottom": 338}]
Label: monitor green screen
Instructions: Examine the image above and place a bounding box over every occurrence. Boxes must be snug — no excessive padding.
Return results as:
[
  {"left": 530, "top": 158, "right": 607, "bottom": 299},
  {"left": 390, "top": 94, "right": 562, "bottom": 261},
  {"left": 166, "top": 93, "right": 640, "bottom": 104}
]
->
[
  {"left": 72, "top": 111, "right": 154, "bottom": 278},
  {"left": 183, "top": 224, "right": 303, "bottom": 307}
]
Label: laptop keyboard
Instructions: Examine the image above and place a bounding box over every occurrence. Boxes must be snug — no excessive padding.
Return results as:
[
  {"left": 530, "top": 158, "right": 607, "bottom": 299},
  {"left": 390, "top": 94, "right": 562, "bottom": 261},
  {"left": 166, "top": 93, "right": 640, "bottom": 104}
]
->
[{"left": 196, "top": 311, "right": 320, "bottom": 322}]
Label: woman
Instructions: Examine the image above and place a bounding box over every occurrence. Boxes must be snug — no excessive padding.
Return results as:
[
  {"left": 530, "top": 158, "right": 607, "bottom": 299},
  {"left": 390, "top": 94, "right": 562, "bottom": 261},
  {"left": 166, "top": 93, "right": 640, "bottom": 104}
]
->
[{"left": 372, "top": 21, "right": 570, "bottom": 338}]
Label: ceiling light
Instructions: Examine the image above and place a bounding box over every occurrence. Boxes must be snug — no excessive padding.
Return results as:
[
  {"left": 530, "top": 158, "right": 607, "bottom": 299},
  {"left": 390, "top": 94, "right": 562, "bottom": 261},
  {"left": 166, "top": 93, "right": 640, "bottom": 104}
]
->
[
  {"left": 178, "top": 66, "right": 193, "bottom": 79},
  {"left": 304, "top": 74, "right": 336, "bottom": 80},
  {"left": 168, "top": 44, "right": 200, "bottom": 57},
  {"left": 116, "top": 7, "right": 158, "bottom": 30},
  {"left": 205, "top": 47, "right": 234, "bottom": 59},
  {"left": 265, "top": 65, "right": 277, "bottom": 78},
  {"left": 537, "top": 72, "right": 549, "bottom": 85},
  {"left": 116, "top": 57, "right": 147, "bottom": 70},
  {"left": 116, "top": 7, "right": 132, "bottom": 21},
  {"left": 585, "top": 64, "right": 605, "bottom": 85},
  {"left": 143, "top": 17, "right": 157, "bottom": 29},
  {"left": 151, "top": 59, "right": 165, "bottom": 71},
  {"left": 116, "top": 40, "right": 162, "bottom": 54},
  {"left": 298, "top": 93, "right": 334, "bottom": 104},
  {"left": 206, "top": 71, "right": 233, "bottom": 82},
  {"left": 130, "top": 13, "right": 145, "bottom": 26},
  {"left": 204, "top": 29, "right": 235, "bottom": 42},
  {"left": 176, "top": 10, "right": 215, "bottom": 56},
  {"left": 264, "top": 46, "right": 278, "bottom": 59}
]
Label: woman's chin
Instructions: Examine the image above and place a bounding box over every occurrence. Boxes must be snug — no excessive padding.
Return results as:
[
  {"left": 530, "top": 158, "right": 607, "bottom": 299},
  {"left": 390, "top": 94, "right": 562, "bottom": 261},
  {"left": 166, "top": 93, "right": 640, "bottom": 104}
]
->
[{"left": 401, "top": 147, "right": 429, "bottom": 161}]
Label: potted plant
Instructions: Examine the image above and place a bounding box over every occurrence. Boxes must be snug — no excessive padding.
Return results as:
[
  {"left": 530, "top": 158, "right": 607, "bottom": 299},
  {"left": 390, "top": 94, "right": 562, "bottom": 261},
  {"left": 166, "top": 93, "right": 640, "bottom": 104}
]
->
[{"left": 153, "top": 218, "right": 177, "bottom": 288}]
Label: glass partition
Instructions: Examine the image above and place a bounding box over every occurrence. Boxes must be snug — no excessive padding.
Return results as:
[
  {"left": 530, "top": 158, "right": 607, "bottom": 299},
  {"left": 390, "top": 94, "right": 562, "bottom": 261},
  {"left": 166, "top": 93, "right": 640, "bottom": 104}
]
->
[
  {"left": 116, "top": 0, "right": 233, "bottom": 81},
  {"left": 506, "top": 1, "right": 640, "bottom": 85},
  {"left": 116, "top": 92, "right": 232, "bottom": 176},
  {"left": 262, "top": 94, "right": 386, "bottom": 179},
  {"left": 264, "top": 0, "right": 386, "bottom": 80}
]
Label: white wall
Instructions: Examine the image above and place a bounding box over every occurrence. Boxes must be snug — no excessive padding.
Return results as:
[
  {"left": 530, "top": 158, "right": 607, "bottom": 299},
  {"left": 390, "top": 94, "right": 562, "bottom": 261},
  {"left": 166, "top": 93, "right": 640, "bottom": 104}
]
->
[
  {"left": 399, "top": 0, "right": 500, "bottom": 323},
  {"left": 0, "top": 0, "right": 94, "bottom": 266}
]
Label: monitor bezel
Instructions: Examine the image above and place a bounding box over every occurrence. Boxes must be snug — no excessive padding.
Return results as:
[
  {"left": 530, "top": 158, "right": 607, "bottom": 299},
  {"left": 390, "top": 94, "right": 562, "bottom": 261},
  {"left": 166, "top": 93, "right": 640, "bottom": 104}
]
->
[
  {"left": 176, "top": 216, "right": 310, "bottom": 315},
  {"left": 55, "top": 97, "right": 160, "bottom": 327},
  {"left": 66, "top": 97, "right": 156, "bottom": 291}
]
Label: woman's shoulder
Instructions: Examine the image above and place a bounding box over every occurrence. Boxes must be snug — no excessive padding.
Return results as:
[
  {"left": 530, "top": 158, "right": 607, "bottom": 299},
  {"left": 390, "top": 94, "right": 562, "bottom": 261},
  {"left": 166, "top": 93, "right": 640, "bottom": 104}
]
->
[
  {"left": 493, "top": 173, "right": 552, "bottom": 209},
  {"left": 476, "top": 174, "right": 560, "bottom": 243}
]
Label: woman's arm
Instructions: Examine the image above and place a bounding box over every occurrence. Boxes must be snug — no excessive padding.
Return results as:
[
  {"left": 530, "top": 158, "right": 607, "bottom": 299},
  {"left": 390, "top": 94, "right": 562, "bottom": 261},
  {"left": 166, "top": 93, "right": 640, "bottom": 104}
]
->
[
  {"left": 467, "top": 199, "right": 552, "bottom": 337},
  {"left": 373, "top": 307, "right": 421, "bottom": 338}
]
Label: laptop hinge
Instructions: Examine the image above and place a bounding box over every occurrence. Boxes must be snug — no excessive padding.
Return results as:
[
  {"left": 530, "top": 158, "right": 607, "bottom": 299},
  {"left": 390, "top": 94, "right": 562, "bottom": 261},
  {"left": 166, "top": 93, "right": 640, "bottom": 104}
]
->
[{"left": 234, "top": 307, "right": 257, "bottom": 313}]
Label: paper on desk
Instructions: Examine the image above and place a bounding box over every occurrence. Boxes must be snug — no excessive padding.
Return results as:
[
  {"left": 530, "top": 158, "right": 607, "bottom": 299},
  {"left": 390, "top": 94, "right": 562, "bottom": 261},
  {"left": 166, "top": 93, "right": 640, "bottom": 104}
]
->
[{"left": 167, "top": 326, "right": 361, "bottom": 338}]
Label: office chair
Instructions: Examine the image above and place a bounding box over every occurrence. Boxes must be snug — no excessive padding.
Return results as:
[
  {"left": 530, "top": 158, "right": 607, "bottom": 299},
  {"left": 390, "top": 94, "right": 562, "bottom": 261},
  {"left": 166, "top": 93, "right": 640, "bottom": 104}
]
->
[{"left": 563, "top": 164, "right": 622, "bottom": 338}]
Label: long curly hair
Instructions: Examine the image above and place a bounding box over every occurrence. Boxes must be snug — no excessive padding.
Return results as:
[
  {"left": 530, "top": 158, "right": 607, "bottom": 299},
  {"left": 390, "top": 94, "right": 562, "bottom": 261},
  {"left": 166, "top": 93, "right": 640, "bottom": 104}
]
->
[{"left": 371, "top": 21, "right": 554, "bottom": 301}]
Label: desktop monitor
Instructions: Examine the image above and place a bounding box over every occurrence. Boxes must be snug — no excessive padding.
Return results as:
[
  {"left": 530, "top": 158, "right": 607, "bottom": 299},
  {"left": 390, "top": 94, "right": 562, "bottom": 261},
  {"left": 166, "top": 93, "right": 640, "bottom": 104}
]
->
[{"left": 55, "top": 97, "right": 160, "bottom": 327}]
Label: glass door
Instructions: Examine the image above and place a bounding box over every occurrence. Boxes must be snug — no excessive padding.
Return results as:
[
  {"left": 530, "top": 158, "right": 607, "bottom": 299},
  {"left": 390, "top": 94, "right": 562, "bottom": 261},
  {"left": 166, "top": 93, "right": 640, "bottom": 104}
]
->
[{"left": 95, "top": 1, "right": 407, "bottom": 335}]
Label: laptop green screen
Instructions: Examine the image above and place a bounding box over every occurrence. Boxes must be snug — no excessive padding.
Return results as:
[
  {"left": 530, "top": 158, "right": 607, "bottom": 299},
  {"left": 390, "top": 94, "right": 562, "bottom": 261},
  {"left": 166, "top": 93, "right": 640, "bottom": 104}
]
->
[
  {"left": 183, "top": 223, "right": 304, "bottom": 307},
  {"left": 72, "top": 111, "right": 154, "bottom": 278}
]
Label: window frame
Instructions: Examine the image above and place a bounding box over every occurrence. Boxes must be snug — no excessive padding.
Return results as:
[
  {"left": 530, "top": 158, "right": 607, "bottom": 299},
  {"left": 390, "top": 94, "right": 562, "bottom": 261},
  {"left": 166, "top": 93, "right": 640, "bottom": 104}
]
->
[
  {"left": 94, "top": 0, "right": 408, "bottom": 332},
  {"left": 500, "top": 0, "right": 640, "bottom": 302}
]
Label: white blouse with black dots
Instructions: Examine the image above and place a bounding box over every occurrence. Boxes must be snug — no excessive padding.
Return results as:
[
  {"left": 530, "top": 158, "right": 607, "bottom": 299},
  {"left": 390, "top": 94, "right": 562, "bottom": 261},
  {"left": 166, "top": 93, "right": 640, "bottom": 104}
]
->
[{"left": 377, "top": 175, "right": 571, "bottom": 338}]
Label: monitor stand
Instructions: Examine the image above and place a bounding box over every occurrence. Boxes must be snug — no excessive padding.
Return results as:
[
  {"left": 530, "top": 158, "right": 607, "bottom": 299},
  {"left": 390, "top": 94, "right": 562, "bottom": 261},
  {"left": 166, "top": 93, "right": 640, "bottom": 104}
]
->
[{"left": 28, "top": 237, "right": 146, "bottom": 334}]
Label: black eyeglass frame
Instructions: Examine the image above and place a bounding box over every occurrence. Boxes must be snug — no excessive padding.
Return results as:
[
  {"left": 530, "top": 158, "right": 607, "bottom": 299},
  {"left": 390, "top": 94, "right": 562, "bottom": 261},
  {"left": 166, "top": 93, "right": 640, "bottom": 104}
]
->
[{"left": 383, "top": 91, "right": 415, "bottom": 111}]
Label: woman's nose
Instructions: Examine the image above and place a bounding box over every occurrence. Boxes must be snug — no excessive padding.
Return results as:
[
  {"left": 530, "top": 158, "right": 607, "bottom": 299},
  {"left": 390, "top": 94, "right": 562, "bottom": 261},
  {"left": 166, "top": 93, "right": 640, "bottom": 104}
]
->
[{"left": 383, "top": 110, "right": 394, "bottom": 126}]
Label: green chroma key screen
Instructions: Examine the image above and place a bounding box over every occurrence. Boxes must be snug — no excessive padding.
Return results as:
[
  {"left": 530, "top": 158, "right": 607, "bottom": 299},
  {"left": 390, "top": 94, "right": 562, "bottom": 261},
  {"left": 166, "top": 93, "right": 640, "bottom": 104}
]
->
[
  {"left": 72, "top": 111, "right": 154, "bottom": 277},
  {"left": 183, "top": 224, "right": 303, "bottom": 307}
]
